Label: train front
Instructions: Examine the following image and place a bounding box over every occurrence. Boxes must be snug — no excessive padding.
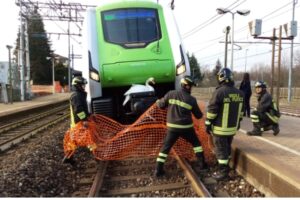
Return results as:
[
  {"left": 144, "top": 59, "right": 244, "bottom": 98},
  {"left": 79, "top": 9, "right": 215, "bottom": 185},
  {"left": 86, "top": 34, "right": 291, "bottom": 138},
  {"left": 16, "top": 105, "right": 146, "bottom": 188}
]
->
[{"left": 84, "top": 1, "right": 184, "bottom": 121}]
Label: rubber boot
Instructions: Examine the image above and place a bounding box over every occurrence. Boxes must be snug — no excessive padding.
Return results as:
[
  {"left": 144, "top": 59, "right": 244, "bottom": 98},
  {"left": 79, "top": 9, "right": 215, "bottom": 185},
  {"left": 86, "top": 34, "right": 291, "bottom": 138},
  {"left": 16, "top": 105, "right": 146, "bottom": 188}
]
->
[
  {"left": 212, "top": 164, "right": 229, "bottom": 181},
  {"left": 155, "top": 162, "right": 165, "bottom": 177},
  {"left": 247, "top": 123, "right": 262, "bottom": 136},
  {"left": 263, "top": 125, "right": 272, "bottom": 131},
  {"left": 63, "top": 156, "right": 76, "bottom": 165},
  {"left": 196, "top": 153, "right": 208, "bottom": 171},
  {"left": 272, "top": 124, "right": 280, "bottom": 136}
]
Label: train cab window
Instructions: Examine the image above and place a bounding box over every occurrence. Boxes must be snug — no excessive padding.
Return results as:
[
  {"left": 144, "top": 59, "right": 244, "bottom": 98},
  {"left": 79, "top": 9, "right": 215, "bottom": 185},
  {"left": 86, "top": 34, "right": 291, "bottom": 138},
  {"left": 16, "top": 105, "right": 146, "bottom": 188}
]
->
[{"left": 102, "top": 8, "right": 161, "bottom": 48}]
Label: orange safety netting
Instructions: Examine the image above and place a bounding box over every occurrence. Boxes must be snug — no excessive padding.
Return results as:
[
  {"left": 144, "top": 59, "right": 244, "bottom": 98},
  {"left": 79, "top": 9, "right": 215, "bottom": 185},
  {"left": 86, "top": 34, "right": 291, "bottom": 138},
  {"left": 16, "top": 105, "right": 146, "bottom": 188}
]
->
[{"left": 63, "top": 101, "right": 216, "bottom": 165}]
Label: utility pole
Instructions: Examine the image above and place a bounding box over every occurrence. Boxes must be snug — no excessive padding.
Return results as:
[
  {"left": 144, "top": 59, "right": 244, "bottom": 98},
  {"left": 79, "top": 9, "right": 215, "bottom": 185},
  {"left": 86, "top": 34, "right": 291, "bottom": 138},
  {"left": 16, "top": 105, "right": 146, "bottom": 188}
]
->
[
  {"left": 277, "top": 26, "right": 282, "bottom": 107},
  {"left": 25, "top": 19, "right": 31, "bottom": 98},
  {"left": 224, "top": 26, "right": 230, "bottom": 68},
  {"left": 15, "top": 0, "right": 95, "bottom": 95},
  {"left": 253, "top": 27, "right": 290, "bottom": 106},
  {"left": 288, "top": 0, "right": 297, "bottom": 103},
  {"left": 52, "top": 57, "right": 55, "bottom": 94},
  {"left": 46, "top": 55, "right": 55, "bottom": 94},
  {"left": 244, "top": 49, "right": 248, "bottom": 72},
  {"left": 217, "top": 8, "right": 250, "bottom": 71},
  {"left": 68, "top": 19, "right": 71, "bottom": 92},
  {"left": 6, "top": 45, "right": 13, "bottom": 104},
  {"left": 270, "top": 28, "right": 276, "bottom": 96},
  {"left": 19, "top": 1, "right": 25, "bottom": 101},
  {"left": 250, "top": 21, "right": 294, "bottom": 102}
]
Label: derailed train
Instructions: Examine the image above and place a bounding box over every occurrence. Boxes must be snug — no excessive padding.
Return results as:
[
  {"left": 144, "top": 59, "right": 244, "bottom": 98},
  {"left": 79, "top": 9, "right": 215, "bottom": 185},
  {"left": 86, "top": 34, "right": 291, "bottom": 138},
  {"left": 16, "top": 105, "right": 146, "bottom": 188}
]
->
[{"left": 79, "top": 0, "right": 191, "bottom": 120}]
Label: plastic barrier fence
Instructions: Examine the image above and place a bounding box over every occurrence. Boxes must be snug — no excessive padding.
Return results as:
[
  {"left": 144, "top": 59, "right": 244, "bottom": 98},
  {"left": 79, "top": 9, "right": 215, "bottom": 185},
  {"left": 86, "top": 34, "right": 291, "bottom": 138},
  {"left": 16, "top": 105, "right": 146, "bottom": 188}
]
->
[{"left": 63, "top": 101, "right": 216, "bottom": 165}]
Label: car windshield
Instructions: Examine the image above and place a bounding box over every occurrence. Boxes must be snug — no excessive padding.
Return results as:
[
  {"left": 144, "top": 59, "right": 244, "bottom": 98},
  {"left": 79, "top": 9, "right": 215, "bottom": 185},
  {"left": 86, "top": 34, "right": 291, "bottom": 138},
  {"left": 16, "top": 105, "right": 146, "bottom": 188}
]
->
[{"left": 102, "top": 8, "right": 161, "bottom": 47}]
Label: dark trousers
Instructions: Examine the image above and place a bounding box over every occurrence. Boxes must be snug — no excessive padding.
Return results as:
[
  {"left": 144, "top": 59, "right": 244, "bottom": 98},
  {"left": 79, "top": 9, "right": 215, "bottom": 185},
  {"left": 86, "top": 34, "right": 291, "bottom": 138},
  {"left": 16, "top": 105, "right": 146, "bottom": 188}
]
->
[
  {"left": 212, "top": 135, "right": 233, "bottom": 162},
  {"left": 160, "top": 128, "right": 201, "bottom": 155},
  {"left": 244, "top": 97, "right": 251, "bottom": 117}
]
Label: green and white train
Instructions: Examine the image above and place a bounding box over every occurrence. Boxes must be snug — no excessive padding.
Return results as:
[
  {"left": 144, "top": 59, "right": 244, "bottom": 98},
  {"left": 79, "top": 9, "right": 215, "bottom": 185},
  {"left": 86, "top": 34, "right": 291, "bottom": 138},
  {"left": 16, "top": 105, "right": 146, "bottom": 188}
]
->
[{"left": 79, "top": 0, "right": 191, "bottom": 119}]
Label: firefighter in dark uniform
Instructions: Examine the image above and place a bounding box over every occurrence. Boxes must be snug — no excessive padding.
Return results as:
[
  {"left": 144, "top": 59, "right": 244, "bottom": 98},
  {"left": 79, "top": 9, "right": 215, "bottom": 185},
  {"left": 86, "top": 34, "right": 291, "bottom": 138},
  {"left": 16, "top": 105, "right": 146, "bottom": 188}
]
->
[
  {"left": 64, "top": 76, "right": 90, "bottom": 164},
  {"left": 155, "top": 75, "right": 207, "bottom": 177},
  {"left": 70, "top": 76, "right": 89, "bottom": 129},
  {"left": 205, "top": 68, "right": 244, "bottom": 181},
  {"left": 247, "top": 81, "right": 280, "bottom": 136}
]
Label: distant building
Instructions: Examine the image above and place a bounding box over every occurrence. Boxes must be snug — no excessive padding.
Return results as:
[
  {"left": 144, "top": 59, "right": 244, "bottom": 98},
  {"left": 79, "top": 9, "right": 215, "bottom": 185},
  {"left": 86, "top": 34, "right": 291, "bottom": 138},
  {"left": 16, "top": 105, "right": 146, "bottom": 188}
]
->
[
  {"left": 53, "top": 53, "right": 82, "bottom": 77},
  {"left": 0, "top": 62, "right": 9, "bottom": 84},
  {"left": 53, "top": 53, "right": 68, "bottom": 66},
  {"left": 0, "top": 61, "right": 19, "bottom": 88}
]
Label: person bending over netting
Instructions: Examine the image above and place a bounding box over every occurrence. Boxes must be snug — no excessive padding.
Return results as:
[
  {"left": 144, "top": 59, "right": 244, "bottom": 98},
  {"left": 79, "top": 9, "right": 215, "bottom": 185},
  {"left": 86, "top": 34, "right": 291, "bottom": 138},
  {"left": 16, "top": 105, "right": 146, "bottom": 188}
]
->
[
  {"left": 63, "top": 76, "right": 91, "bottom": 165},
  {"left": 155, "top": 76, "right": 207, "bottom": 177}
]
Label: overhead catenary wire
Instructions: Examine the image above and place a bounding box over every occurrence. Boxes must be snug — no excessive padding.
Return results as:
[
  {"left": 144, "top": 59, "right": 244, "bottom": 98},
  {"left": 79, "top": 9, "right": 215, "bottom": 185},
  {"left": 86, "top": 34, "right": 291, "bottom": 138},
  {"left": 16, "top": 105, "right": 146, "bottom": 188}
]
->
[
  {"left": 190, "top": 0, "right": 299, "bottom": 67},
  {"left": 201, "top": 44, "right": 300, "bottom": 67},
  {"left": 182, "top": 0, "right": 247, "bottom": 39}
]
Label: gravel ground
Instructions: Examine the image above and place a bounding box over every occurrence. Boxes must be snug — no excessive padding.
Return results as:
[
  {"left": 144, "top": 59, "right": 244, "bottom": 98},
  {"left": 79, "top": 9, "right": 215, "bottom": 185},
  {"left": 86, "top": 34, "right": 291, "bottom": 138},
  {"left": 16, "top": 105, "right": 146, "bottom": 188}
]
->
[
  {"left": 0, "top": 119, "right": 264, "bottom": 197},
  {"left": 0, "top": 119, "right": 94, "bottom": 197}
]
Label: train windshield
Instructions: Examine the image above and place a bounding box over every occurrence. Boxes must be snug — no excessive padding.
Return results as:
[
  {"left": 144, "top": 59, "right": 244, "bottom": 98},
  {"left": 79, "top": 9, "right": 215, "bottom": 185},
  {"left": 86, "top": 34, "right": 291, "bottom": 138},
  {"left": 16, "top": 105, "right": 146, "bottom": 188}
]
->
[{"left": 102, "top": 8, "right": 161, "bottom": 47}]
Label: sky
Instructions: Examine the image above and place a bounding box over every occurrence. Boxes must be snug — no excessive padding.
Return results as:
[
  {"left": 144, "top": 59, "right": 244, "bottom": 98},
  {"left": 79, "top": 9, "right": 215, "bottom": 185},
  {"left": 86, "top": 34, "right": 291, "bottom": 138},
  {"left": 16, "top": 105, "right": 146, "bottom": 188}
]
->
[{"left": 0, "top": 0, "right": 299, "bottom": 73}]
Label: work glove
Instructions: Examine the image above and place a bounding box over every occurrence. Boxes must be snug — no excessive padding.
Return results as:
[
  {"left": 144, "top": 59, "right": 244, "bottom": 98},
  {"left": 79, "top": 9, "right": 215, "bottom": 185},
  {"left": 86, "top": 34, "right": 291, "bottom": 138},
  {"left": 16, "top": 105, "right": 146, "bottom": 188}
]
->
[
  {"left": 205, "top": 119, "right": 212, "bottom": 135},
  {"left": 83, "top": 121, "right": 89, "bottom": 128},
  {"left": 205, "top": 125, "right": 212, "bottom": 135}
]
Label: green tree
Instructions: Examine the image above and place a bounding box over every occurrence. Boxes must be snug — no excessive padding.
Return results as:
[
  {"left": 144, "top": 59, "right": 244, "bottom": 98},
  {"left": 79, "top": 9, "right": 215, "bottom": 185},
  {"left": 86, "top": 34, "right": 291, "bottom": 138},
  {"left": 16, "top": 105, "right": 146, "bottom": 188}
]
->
[
  {"left": 208, "top": 59, "right": 222, "bottom": 87},
  {"left": 14, "top": 9, "right": 52, "bottom": 85},
  {"left": 187, "top": 52, "right": 203, "bottom": 85},
  {"left": 28, "top": 11, "right": 52, "bottom": 84},
  {"left": 55, "top": 62, "right": 68, "bottom": 87},
  {"left": 213, "top": 59, "right": 222, "bottom": 76}
]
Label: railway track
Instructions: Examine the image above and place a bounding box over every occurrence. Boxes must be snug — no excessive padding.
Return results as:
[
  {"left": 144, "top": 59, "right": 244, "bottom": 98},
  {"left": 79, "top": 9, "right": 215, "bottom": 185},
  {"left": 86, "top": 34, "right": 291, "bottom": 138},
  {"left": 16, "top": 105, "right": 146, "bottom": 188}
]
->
[
  {"left": 73, "top": 155, "right": 216, "bottom": 197},
  {"left": 0, "top": 104, "right": 69, "bottom": 152},
  {"left": 0, "top": 101, "right": 68, "bottom": 126}
]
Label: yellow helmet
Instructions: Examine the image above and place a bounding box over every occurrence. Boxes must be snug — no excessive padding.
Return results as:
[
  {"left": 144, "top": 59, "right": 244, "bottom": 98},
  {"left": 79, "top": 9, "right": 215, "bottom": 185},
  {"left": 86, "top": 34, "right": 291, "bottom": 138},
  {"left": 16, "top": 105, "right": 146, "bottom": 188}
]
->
[
  {"left": 217, "top": 68, "right": 233, "bottom": 84},
  {"left": 180, "top": 75, "right": 195, "bottom": 87},
  {"left": 72, "top": 76, "right": 87, "bottom": 86}
]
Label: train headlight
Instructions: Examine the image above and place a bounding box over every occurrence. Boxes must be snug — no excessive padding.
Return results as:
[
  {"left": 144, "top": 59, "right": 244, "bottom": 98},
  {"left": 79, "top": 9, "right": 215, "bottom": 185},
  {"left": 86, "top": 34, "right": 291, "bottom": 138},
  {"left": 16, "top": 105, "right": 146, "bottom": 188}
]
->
[
  {"left": 90, "top": 71, "right": 100, "bottom": 82},
  {"left": 176, "top": 64, "right": 186, "bottom": 75}
]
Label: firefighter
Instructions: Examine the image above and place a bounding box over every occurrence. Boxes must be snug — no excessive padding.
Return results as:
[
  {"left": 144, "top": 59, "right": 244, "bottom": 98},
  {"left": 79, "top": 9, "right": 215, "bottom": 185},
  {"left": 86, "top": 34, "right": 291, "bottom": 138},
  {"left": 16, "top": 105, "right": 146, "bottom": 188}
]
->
[
  {"left": 205, "top": 68, "right": 244, "bottom": 181},
  {"left": 64, "top": 76, "right": 90, "bottom": 164},
  {"left": 247, "top": 81, "right": 280, "bottom": 136},
  {"left": 155, "top": 75, "right": 207, "bottom": 177}
]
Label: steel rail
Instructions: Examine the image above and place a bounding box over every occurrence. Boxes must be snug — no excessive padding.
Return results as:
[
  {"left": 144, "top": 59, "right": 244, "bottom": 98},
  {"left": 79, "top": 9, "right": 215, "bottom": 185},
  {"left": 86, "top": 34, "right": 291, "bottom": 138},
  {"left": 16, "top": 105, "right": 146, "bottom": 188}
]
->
[
  {"left": 85, "top": 156, "right": 212, "bottom": 197},
  {"left": 88, "top": 161, "right": 109, "bottom": 197},
  {"left": 173, "top": 152, "right": 212, "bottom": 197},
  {"left": 0, "top": 112, "right": 69, "bottom": 152},
  {"left": 0, "top": 105, "right": 69, "bottom": 134}
]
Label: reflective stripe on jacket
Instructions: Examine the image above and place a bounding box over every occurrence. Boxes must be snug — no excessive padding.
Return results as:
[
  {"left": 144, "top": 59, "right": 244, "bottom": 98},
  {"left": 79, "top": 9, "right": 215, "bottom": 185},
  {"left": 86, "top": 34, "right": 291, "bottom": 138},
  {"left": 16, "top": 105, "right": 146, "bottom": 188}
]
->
[
  {"left": 157, "top": 88, "right": 203, "bottom": 129},
  {"left": 206, "top": 84, "right": 244, "bottom": 136},
  {"left": 70, "top": 89, "right": 89, "bottom": 128},
  {"left": 256, "top": 91, "right": 280, "bottom": 122}
]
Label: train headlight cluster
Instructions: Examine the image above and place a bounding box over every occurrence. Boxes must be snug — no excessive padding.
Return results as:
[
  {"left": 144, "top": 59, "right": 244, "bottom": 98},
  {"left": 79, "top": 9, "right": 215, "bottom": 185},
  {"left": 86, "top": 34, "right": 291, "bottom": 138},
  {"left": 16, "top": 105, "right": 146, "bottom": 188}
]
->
[
  {"left": 90, "top": 71, "right": 100, "bottom": 82},
  {"left": 176, "top": 64, "right": 186, "bottom": 75}
]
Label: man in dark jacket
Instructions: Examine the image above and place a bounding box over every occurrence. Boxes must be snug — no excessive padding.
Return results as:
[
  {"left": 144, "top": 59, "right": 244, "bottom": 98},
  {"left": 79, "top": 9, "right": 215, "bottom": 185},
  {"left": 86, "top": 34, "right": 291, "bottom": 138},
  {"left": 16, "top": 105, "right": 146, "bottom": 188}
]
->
[
  {"left": 247, "top": 81, "right": 280, "bottom": 136},
  {"left": 239, "top": 73, "right": 252, "bottom": 117},
  {"left": 64, "top": 76, "right": 90, "bottom": 164},
  {"left": 155, "top": 75, "right": 207, "bottom": 177},
  {"left": 69, "top": 76, "right": 89, "bottom": 129},
  {"left": 205, "top": 68, "right": 244, "bottom": 181}
]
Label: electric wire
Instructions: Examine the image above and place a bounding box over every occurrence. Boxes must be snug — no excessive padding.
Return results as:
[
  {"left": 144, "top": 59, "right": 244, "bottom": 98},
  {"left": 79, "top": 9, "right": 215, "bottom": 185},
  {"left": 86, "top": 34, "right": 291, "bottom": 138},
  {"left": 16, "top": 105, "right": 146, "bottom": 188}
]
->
[
  {"left": 191, "top": 0, "right": 299, "bottom": 65},
  {"left": 182, "top": 0, "right": 247, "bottom": 39}
]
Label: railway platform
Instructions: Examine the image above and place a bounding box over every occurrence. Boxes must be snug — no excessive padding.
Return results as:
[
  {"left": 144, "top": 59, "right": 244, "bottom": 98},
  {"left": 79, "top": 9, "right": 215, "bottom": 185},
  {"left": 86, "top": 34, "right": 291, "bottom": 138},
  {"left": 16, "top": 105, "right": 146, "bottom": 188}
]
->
[
  {"left": 0, "top": 93, "right": 70, "bottom": 118},
  {"left": 232, "top": 115, "right": 300, "bottom": 197}
]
